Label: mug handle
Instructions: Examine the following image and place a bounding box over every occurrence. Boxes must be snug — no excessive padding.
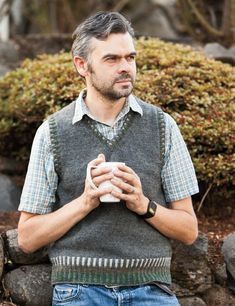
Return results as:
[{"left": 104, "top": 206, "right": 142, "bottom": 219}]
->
[{"left": 86, "top": 164, "right": 99, "bottom": 190}]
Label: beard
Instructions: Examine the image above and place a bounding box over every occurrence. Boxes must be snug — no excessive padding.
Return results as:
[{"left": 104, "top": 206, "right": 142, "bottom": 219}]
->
[{"left": 89, "top": 68, "right": 135, "bottom": 101}]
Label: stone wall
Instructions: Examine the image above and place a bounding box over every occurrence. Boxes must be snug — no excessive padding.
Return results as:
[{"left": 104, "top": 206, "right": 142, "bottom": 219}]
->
[
  {"left": 0, "top": 157, "right": 24, "bottom": 212},
  {"left": 0, "top": 229, "right": 235, "bottom": 305}
]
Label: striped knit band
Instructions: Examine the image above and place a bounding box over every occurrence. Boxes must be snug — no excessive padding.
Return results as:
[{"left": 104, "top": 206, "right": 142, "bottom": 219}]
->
[{"left": 50, "top": 256, "right": 171, "bottom": 285}]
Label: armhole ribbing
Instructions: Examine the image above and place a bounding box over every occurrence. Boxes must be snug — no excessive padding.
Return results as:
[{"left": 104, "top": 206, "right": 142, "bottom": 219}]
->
[
  {"left": 158, "top": 109, "right": 166, "bottom": 169},
  {"left": 48, "top": 115, "right": 61, "bottom": 175},
  {"left": 134, "top": 97, "right": 166, "bottom": 168}
]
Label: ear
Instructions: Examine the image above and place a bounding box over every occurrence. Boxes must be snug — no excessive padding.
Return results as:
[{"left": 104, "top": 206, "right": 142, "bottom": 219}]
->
[{"left": 73, "top": 56, "right": 89, "bottom": 77}]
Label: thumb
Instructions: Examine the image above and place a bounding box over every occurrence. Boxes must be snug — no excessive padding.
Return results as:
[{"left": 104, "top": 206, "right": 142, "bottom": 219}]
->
[{"left": 98, "top": 153, "right": 106, "bottom": 161}]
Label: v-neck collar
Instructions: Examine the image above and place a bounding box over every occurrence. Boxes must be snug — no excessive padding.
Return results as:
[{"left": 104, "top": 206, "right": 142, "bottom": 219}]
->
[{"left": 84, "top": 111, "right": 137, "bottom": 149}]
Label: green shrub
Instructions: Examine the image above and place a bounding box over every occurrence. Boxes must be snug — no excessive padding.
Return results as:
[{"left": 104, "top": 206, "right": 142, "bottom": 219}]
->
[{"left": 0, "top": 38, "right": 234, "bottom": 187}]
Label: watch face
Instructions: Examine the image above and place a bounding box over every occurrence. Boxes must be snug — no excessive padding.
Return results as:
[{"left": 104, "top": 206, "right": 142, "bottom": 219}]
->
[
  {"left": 140, "top": 200, "right": 157, "bottom": 219},
  {"left": 149, "top": 201, "right": 157, "bottom": 216}
]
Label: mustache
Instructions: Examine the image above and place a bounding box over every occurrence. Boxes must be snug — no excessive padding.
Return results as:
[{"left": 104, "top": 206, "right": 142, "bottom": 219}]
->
[{"left": 114, "top": 74, "right": 133, "bottom": 82}]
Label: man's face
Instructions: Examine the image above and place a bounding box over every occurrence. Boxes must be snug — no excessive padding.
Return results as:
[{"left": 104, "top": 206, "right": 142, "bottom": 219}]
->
[{"left": 86, "top": 32, "right": 137, "bottom": 101}]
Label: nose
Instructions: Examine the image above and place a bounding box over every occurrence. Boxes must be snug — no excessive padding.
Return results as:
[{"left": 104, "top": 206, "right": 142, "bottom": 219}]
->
[{"left": 117, "top": 58, "right": 132, "bottom": 74}]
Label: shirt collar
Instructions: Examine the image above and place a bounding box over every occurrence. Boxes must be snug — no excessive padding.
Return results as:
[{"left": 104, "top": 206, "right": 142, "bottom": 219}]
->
[{"left": 72, "top": 89, "right": 143, "bottom": 125}]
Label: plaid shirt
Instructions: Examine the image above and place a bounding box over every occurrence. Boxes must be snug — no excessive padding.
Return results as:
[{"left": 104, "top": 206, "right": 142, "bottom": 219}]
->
[{"left": 19, "top": 91, "right": 199, "bottom": 214}]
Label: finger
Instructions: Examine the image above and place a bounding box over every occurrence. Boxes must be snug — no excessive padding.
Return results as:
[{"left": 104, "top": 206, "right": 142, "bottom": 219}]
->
[
  {"left": 116, "top": 163, "right": 135, "bottom": 174},
  {"left": 90, "top": 186, "right": 113, "bottom": 199},
  {"left": 91, "top": 166, "right": 113, "bottom": 178},
  {"left": 111, "top": 178, "right": 134, "bottom": 194},
  {"left": 113, "top": 169, "right": 138, "bottom": 186},
  {"left": 97, "top": 153, "right": 106, "bottom": 162},
  {"left": 110, "top": 189, "right": 130, "bottom": 201},
  {"left": 88, "top": 153, "right": 106, "bottom": 167},
  {"left": 93, "top": 172, "right": 114, "bottom": 186}
]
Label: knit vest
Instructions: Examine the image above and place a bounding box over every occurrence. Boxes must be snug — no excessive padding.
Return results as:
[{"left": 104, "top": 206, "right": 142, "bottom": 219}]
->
[{"left": 48, "top": 97, "right": 172, "bottom": 286}]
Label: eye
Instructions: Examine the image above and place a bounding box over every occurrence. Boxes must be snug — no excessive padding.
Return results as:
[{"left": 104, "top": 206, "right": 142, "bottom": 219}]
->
[
  {"left": 127, "top": 54, "right": 136, "bottom": 61},
  {"left": 105, "top": 57, "right": 117, "bottom": 63}
]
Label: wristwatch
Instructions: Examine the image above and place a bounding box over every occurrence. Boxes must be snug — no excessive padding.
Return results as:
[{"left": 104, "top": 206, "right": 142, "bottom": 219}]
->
[{"left": 139, "top": 200, "right": 158, "bottom": 219}]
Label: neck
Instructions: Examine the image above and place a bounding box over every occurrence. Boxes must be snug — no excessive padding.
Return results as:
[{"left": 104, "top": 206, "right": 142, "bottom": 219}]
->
[{"left": 85, "top": 89, "right": 127, "bottom": 126}]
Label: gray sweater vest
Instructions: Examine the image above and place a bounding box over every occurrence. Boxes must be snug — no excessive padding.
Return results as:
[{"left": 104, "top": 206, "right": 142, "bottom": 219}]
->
[{"left": 48, "top": 97, "right": 172, "bottom": 286}]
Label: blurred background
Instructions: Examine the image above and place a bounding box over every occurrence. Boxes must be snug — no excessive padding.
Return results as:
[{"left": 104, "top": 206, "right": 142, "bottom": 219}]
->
[
  {"left": 0, "top": 0, "right": 234, "bottom": 44},
  {"left": 0, "top": 0, "right": 234, "bottom": 76}
]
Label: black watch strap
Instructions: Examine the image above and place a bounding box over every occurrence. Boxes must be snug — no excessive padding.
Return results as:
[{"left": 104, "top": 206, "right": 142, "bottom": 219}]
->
[{"left": 139, "top": 200, "right": 158, "bottom": 219}]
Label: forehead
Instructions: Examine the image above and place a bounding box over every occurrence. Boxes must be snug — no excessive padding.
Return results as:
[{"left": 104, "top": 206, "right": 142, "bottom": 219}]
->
[{"left": 90, "top": 33, "right": 136, "bottom": 57}]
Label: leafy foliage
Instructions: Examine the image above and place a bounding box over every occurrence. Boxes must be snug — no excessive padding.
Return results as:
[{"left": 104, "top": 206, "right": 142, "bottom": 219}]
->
[{"left": 0, "top": 38, "right": 234, "bottom": 187}]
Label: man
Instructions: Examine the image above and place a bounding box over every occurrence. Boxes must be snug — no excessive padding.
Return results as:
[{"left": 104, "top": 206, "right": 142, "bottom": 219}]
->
[{"left": 18, "top": 11, "right": 199, "bottom": 306}]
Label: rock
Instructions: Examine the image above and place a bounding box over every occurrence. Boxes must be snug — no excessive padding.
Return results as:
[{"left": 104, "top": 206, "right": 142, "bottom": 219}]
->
[
  {"left": 0, "top": 156, "right": 26, "bottom": 175},
  {"left": 3, "top": 264, "right": 52, "bottom": 306},
  {"left": 170, "top": 282, "right": 192, "bottom": 297},
  {"left": 125, "top": 0, "right": 183, "bottom": 41},
  {"left": 201, "top": 284, "right": 235, "bottom": 306},
  {"left": 214, "top": 263, "right": 227, "bottom": 286},
  {"left": 178, "top": 296, "right": 206, "bottom": 306},
  {"left": 227, "top": 268, "right": 235, "bottom": 293},
  {"left": 222, "top": 233, "right": 235, "bottom": 282},
  {"left": 0, "top": 41, "right": 19, "bottom": 66},
  {"left": 171, "top": 232, "right": 212, "bottom": 294},
  {"left": 0, "top": 174, "right": 21, "bottom": 211},
  {"left": 204, "top": 43, "right": 235, "bottom": 65},
  {"left": 2, "top": 229, "right": 49, "bottom": 265},
  {"left": 0, "top": 64, "right": 11, "bottom": 77},
  {"left": 230, "top": 45, "right": 235, "bottom": 55},
  {"left": 0, "top": 235, "right": 5, "bottom": 279}
]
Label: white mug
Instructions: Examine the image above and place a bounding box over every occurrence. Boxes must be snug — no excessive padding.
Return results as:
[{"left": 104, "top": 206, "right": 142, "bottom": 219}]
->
[{"left": 86, "top": 161, "right": 125, "bottom": 202}]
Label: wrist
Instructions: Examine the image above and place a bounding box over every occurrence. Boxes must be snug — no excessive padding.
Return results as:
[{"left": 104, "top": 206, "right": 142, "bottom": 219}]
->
[
  {"left": 137, "top": 196, "right": 149, "bottom": 215},
  {"left": 139, "top": 199, "right": 158, "bottom": 219},
  {"left": 76, "top": 194, "right": 93, "bottom": 215}
]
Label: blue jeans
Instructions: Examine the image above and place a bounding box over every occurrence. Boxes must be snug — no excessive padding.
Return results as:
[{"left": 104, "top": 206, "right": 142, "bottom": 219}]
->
[{"left": 52, "top": 283, "right": 180, "bottom": 306}]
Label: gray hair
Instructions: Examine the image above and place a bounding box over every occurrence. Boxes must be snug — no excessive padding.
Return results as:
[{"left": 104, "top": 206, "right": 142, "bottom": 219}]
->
[{"left": 71, "top": 11, "right": 135, "bottom": 60}]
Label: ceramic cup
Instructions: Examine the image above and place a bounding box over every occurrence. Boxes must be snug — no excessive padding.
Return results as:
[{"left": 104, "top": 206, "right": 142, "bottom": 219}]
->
[{"left": 86, "top": 161, "right": 125, "bottom": 202}]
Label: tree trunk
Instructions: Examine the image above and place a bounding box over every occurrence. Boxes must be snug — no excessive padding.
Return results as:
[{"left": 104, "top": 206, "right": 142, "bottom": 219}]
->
[
  {"left": 0, "top": 0, "right": 10, "bottom": 41},
  {"left": 222, "top": 0, "right": 235, "bottom": 45}
]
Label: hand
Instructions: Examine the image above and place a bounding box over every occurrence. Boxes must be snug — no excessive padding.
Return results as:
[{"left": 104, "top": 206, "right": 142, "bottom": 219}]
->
[
  {"left": 110, "top": 164, "right": 149, "bottom": 215},
  {"left": 80, "top": 154, "right": 114, "bottom": 212}
]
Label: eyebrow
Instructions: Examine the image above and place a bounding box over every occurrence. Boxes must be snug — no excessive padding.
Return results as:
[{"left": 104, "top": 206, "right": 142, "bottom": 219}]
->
[{"left": 102, "top": 52, "right": 137, "bottom": 60}]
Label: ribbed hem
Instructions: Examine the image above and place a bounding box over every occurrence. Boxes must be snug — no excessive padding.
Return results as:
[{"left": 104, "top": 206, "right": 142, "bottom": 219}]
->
[{"left": 50, "top": 256, "right": 171, "bottom": 286}]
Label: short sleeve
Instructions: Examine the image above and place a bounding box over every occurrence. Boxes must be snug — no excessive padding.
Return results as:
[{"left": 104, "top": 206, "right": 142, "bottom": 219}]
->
[
  {"left": 162, "top": 113, "right": 199, "bottom": 202},
  {"left": 18, "top": 121, "right": 58, "bottom": 214}
]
